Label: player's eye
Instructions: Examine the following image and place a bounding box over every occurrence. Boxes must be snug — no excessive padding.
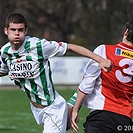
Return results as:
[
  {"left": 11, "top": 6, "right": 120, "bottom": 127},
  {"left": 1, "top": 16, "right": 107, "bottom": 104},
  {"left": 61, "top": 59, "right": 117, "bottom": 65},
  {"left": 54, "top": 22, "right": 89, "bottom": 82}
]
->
[
  {"left": 18, "top": 28, "right": 24, "bottom": 32},
  {"left": 10, "top": 28, "right": 24, "bottom": 32},
  {"left": 10, "top": 28, "right": 16, "bottom": 31}
]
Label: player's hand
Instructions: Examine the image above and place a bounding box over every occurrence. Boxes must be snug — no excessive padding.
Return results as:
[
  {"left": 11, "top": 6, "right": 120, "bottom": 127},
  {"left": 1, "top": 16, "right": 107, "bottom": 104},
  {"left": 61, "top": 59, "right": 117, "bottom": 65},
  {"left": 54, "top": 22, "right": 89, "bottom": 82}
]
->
[
  {"left": 71, "top": 111, "right": 79, "bottom": 133},
  {"left": 99, "top": 57, "right": 113, "bottom": 73},
  {"left": 66, "top": 105, "right": 73, "bottom": 130}
]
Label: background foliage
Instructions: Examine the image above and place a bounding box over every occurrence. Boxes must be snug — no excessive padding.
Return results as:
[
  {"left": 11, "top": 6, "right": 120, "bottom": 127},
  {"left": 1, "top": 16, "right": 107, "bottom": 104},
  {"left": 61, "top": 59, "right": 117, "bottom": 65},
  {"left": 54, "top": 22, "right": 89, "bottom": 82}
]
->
[{"left": 0, "top": 0, "right": 133, "bottom": 51}]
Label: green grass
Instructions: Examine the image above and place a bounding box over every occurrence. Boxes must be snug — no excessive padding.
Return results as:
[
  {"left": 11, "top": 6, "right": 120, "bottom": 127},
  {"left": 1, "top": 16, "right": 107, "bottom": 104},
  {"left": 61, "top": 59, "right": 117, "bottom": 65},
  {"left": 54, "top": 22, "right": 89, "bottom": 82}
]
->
[{"left": 0, "top": 86, "right": 89, "bottom": 133}]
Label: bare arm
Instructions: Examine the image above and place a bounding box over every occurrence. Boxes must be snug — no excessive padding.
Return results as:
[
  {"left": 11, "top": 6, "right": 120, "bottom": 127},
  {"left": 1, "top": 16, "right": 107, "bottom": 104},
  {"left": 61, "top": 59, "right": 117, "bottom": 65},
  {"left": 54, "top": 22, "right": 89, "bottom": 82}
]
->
[
  {"left": 71, "top": 89, "right": 86, "bottom": 133},
  {"left": 68, "top": 44, "right": 112, "bottom": 72}
]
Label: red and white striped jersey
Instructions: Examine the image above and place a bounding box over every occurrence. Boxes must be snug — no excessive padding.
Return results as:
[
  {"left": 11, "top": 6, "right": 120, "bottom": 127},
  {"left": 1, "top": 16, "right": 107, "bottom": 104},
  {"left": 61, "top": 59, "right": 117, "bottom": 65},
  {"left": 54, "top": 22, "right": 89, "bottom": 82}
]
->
[{"left": 79, "top": 42, "right": 133, "bottom": 118}]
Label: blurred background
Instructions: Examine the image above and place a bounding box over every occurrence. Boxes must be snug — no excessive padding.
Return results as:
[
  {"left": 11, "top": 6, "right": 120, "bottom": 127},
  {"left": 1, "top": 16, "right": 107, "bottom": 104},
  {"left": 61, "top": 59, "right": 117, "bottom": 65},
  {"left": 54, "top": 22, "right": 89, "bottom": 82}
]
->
[
  {"left": 1, "top": 0, "right": 133, "bottom": 85},
  {"left": 0, "top": 1, "right": 133, "bottom": 133},
  {"left": 0, "top": 0, "right": 133, "bottom": 52}
]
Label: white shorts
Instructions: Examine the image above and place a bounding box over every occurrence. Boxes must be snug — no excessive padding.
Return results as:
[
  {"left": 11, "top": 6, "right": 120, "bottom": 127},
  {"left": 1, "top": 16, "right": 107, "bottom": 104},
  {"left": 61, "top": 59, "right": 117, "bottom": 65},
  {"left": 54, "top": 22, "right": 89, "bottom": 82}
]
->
[{"left": 30, "top": 92, "right": 68, "bottom": 133}]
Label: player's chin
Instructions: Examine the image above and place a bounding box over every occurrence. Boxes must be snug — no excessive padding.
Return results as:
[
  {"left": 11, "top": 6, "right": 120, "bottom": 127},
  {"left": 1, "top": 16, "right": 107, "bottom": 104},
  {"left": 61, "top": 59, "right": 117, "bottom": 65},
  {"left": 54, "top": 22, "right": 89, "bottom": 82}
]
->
[{"left": 13, "top": 41, "right": 22, "bottom": 45}]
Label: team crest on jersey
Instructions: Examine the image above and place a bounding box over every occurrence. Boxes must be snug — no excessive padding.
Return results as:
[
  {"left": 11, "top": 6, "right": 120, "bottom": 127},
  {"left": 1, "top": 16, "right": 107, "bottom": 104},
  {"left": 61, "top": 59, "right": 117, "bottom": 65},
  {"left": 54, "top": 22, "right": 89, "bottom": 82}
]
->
[
  {"left": 16, "top": 58, "right": 22, "bottom": 62},
  {"left": 116, "top": 48, "right": 133, "bottom": 58}
]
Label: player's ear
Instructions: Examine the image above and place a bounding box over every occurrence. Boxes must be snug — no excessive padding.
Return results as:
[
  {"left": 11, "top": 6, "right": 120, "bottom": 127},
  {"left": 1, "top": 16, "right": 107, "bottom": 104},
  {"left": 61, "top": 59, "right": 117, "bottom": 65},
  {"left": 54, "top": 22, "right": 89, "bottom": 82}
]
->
[
  {"left": 4, "top": 27, "right": 8, "bottom": 35},
  {"left": 25, "top": 28, "right": 28, "bottom": 35},
  {"left": 124, "top": 29, "right": 129, "bottom": 36}
]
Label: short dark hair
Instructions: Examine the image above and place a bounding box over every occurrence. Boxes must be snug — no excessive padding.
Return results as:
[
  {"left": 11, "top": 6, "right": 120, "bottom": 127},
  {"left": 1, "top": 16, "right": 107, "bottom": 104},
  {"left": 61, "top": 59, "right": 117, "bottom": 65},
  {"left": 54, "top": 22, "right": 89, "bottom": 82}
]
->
[
  {"left": 5, "top": 13, "right": 27, "bottom": 29},
  {"left": 126, "top": 20, "right": 133, "bottom": 43}
]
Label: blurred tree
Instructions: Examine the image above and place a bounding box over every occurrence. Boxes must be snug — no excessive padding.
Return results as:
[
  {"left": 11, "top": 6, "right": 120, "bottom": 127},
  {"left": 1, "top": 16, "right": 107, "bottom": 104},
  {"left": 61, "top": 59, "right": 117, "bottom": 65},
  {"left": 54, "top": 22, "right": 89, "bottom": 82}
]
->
[
  {"left": 71, "top": 0, "right": 133, "bottom": 50},
  {"left": 0, "top": 0, "right": 82, "bottom": 43},
  {"left": 0, "top": 0, "right": 133, "bottom": 52}
]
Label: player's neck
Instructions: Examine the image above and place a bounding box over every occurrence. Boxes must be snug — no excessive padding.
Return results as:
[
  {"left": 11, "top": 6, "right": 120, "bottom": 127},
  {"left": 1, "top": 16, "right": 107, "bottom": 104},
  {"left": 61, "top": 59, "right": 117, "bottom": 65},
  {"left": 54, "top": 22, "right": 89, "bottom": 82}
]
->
[
  {"left": 11, "top": 43, "right": 22, "bottom": 51},
  {"left": 122, "top": 38, "right": 133, "bottom": 46}
]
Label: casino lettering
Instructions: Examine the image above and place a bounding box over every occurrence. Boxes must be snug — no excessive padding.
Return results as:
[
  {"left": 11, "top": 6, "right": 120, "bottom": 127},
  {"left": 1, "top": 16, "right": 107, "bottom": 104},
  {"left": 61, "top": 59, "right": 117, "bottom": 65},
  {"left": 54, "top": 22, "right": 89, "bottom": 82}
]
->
[
  {"left": 10, "top": 71, "right": 34, "bottom": 78},
  {"left": 10, "top": 62, "right": 32, "bottom": 71}
]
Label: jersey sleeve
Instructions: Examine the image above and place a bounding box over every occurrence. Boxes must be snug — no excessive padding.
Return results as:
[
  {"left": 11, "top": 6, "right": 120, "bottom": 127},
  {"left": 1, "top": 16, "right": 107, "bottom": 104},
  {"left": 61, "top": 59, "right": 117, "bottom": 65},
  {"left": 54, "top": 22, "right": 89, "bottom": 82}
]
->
[
  {"left": 78, "top": 45, "right": 106, "bottom": 94},
  {"left": 67, "top": 59, "right": 101, "bottom": 106},
  {"left": 78, "top": 44, "right": 106, "bottom": 94},
  {"left": 67, "top": 60, "right": 101, "bottom": 106},
  {"left": 67, "top": 89, "right": 78, "bottom": 107},
  {"left": 93, "top": 44, "right": 107, "bottom": 58},
  {"left": 41, "top": 40, "right": 68, "bottom": 59},
  {"left": 78, "top": 58, "right": 101, "bottom": 94},
  {"left": 0, "top": 49, "right": 9, "bottom": 74},
  {"left": 67, "top": 44, "right": 106, "bottom": 106}
]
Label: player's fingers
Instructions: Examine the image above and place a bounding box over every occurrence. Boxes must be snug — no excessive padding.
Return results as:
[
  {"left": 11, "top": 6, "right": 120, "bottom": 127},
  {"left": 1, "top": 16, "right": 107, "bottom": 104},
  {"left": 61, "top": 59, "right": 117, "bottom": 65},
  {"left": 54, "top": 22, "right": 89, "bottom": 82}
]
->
[
  {"left": 107, "top": 63, "right": 113, "bottom": 72},
  {"left": 101, "top": 66, "right": 108, "bottom": 73},
  {"left": 71, "top": 121, "right": 78, "bottom": 133},
  {"left": 76, "top": 115, "right": 80, "bottom": 124},
  {"left": 103, "top": 62, "right": 113, "bottom": 73},
  {"left": 71, "top": 111, "right": 79, "bottom": 132}
]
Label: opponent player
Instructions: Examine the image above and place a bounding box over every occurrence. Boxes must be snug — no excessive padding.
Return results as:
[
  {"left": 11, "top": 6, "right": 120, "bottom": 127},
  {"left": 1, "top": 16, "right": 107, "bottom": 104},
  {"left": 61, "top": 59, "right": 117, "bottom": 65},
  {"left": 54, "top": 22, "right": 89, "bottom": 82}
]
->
[
  {"left": 69, "top": 20, "right": 133, "bottom": 133},
  {"left": 0, "top": 13, "right": 112, "bottom": 133}
]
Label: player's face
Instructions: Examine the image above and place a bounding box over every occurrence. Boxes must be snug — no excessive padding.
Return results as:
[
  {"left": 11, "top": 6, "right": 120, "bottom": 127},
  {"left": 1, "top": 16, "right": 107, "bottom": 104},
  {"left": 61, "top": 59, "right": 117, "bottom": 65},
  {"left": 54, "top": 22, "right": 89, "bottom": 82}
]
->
[{"left": 4, "top": 23, "right": 28, "bottom": 50}]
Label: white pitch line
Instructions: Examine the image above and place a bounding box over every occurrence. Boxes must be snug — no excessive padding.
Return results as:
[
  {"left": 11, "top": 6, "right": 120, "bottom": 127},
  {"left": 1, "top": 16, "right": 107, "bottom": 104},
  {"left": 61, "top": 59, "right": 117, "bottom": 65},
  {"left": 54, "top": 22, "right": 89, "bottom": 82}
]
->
[
  {"left": 0, "top": 125, "right": 41, "bottom": 132},
  {"left": 0, "top": 111, "right": 32, "bottom": 116},
  {"left": 0, "top": 125, "right": 17, "bottom": 129}
]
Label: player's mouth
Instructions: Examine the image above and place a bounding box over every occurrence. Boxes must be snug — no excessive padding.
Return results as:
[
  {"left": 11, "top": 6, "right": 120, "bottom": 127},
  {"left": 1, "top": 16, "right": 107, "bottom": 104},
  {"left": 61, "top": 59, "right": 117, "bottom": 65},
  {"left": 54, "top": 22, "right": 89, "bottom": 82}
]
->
[
  {"left": 14, "top": 37, "right": 20, "bottom": 40},
  {"left": 13, "top": 38, "right": 21, "bottom": 43}
]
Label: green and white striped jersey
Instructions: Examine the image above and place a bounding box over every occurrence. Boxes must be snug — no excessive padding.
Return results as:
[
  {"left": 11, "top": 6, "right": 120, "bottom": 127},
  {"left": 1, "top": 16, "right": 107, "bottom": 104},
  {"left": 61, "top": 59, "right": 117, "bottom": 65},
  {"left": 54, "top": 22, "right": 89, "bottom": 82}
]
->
[
  {"left": 0, "top": 36, "right": 68, "bottom": 106},
  {"left": 67, "top": 89, "right": 78, "bottom": 107}
]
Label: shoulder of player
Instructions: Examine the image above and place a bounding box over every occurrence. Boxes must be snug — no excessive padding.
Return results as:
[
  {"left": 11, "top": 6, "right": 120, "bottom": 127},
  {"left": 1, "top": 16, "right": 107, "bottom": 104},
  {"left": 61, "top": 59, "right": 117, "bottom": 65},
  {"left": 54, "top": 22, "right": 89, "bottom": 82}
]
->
[
  {"left": 26, "top": 36, "right": 47, "bottom": 43},
  {"left": 94, "top": 44, "right": 117, "bottom": 53},
  {"left": 0, "top": 42, "right": 11, "bottom": 54}
]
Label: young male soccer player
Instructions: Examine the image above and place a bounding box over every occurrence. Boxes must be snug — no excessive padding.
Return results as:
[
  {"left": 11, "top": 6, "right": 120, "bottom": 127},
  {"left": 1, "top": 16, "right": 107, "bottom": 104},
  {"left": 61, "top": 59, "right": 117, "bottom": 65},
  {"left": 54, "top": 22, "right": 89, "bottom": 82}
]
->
[
  {"left": 68, "top": 20, "right": 133, "bottom": 133},
  {"left": 0, "top": 13, "right": 112, "bottom": 133}
]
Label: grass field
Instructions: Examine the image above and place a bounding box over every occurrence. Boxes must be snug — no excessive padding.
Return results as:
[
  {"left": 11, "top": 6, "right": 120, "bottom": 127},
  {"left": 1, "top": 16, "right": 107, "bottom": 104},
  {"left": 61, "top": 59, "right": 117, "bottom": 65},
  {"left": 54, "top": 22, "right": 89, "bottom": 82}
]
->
[{"left": 0, "top": 86, "right": 89, "bottom": 133}]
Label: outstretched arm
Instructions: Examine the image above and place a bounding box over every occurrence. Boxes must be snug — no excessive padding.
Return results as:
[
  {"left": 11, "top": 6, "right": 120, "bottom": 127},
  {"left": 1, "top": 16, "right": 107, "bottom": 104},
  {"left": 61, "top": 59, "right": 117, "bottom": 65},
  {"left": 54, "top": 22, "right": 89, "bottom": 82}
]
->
[
  {"left": 67, "top": 90, "right": 79, "bottom": 130},
  {"left": 68, "top": 44, "right": 112, "bottom": 72},
  {"left": 71, "top": 89, "right": 86, "bottom": 133}
]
